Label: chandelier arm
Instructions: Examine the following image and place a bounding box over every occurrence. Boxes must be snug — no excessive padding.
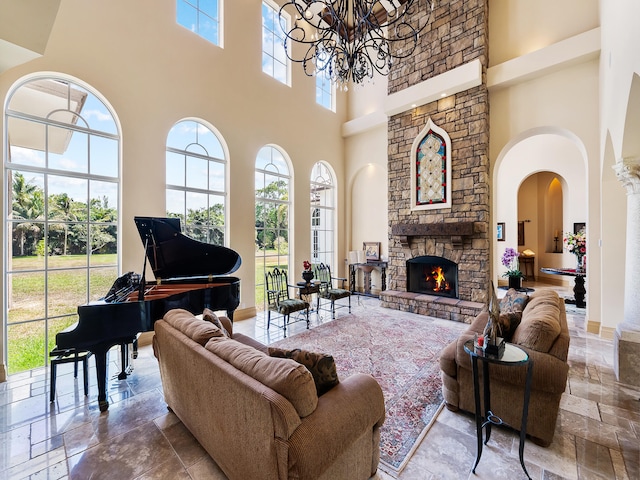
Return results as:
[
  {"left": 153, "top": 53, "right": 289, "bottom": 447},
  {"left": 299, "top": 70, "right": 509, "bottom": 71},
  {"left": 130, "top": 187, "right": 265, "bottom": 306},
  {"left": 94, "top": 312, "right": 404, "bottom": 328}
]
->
[{"left": 279, "top": 0, "right": 436, "bottom": 86}]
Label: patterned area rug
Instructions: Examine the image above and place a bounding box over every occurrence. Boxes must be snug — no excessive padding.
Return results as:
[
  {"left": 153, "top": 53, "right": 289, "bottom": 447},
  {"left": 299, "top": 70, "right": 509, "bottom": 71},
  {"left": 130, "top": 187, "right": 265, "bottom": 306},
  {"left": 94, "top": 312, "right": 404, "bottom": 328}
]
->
[{"left": 271, "top": 308, "right": 464, "bottom": 477}]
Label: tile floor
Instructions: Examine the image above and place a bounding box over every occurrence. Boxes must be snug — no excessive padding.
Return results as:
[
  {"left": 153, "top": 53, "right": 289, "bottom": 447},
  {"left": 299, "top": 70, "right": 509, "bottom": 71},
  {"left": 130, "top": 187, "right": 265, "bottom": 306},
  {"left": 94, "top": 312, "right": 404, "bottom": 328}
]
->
[{"left": 1, "top": 283, "right": 639, "bottom": 479}]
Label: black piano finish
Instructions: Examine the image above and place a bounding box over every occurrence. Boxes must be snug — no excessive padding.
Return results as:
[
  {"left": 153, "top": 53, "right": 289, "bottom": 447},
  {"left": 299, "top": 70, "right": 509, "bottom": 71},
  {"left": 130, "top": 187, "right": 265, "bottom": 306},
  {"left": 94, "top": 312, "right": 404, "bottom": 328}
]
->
[{"left": 54, "top": 217, "right": 241, "bottom": 411}]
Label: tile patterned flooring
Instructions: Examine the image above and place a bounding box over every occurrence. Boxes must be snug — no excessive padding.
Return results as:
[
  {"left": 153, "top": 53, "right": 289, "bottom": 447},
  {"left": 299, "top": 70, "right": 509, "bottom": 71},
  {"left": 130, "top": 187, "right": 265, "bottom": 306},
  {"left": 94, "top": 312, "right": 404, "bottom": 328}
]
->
[{"left": 1, "top": 284, "right": 639, "bottom": 479}]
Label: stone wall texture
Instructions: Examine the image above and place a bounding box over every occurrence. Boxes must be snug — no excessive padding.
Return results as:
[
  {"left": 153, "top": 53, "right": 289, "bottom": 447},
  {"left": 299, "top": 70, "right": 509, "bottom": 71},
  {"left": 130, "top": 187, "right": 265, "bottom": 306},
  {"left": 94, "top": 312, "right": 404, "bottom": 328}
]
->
[{"left": 384, "top": 0, "right": 490, "bottom": 318}]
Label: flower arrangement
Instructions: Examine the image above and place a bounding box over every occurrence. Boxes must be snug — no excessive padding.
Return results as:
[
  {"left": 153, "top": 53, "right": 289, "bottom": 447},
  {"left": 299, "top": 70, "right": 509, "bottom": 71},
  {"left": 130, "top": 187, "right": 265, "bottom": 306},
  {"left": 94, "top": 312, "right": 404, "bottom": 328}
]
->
[
  {"left": 501, "top": 247, "right": 523, "bottom": 278},
  {"left": 564, "top": 228, "right": 586, "bottom": 259},
  {"left": 303, "top": 260, "right": 312, "bottom": 271}
]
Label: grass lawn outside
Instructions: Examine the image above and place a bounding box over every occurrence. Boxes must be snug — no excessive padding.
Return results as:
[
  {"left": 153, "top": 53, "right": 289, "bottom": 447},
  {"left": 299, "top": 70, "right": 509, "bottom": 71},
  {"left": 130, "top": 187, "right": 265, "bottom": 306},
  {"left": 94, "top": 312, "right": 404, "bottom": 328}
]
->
[
  {"left": 6, "top": 252, "right": 295, "bottom": 374},
  {"left": 6, "top": 254, "right": 117, "bottom": 374}
]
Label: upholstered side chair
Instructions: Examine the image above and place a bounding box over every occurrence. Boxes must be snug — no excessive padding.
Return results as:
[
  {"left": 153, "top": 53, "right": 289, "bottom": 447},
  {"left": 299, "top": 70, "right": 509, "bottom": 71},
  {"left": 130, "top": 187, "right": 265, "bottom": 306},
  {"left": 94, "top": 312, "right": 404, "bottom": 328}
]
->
[
  {"left": 265, "top": 267, "right": 309, "bottom": 337},
  {"left": 314, "top": 263, "right": 351, "bottom": 319}
]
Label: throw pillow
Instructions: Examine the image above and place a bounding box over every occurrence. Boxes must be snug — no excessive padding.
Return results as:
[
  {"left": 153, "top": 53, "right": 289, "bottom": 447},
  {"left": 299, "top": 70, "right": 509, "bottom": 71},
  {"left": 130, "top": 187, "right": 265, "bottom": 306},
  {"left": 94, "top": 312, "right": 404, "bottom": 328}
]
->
[
  {"left": 268, "top": 347, "right": 340, "bottom": 395},
  {"left": 512, "top": 290, "right": 562, "bottom": 352},
  {"left": 163, "top": 308, "right": 224, "bottom": 346},
  {"left": 202, "top": 308, "right": 230, "bottom": 337},
  {"left": 498, "top": 288, "right": 529, "bottom": 341}
]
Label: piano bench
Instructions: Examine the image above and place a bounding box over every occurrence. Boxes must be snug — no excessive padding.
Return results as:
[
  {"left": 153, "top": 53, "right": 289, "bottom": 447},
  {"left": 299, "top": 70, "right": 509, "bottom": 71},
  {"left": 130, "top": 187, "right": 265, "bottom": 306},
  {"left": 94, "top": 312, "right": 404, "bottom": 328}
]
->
[{"left": 49, "top": 348, "right": 93, "bottom": 402}]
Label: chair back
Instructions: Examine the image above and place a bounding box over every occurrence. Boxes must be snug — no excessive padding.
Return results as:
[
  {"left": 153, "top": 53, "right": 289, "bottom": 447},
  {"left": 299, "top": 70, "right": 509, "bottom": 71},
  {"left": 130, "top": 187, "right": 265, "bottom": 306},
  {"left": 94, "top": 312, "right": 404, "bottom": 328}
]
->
[
  {"left": 314, "top": 263, "right": 333, "bottom": 289},
  {"left": 265, "top": 267, "right": 290, "bottom": 307}
]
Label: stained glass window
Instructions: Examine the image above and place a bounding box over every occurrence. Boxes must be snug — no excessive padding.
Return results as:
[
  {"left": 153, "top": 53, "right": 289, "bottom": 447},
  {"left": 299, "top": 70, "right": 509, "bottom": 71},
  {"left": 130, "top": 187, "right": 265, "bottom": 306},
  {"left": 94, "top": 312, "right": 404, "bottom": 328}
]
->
[{"left": 416, "top": 130, "right": 446, "bottom": 205}]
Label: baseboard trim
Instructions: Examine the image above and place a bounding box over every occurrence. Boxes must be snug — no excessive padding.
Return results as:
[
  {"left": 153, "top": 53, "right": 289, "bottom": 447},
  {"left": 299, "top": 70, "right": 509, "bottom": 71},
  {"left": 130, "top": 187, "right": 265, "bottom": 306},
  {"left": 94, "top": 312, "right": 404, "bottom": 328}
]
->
[
  {"left": 587, "top": 320, "right": 601, "bottom": 335},
  {"left": 599, "top": 325, "right": 615, "bottom": 340}
]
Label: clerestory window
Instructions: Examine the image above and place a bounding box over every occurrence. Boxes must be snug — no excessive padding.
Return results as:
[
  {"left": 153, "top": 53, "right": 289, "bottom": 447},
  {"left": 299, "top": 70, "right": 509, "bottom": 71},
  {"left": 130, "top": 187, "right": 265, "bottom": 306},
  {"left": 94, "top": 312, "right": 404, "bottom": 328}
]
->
[
  {"left": 262, "top": 0, "right": 290, "bottom": 85},
  {"left": 177, "top": 0, "right": 222, "bottom": 47}
]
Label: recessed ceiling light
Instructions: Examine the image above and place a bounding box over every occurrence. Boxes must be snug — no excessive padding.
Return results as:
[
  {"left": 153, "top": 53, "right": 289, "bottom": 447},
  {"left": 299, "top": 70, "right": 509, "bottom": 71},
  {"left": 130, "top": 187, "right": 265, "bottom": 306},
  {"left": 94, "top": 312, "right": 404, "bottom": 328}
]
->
[{"left": 441, "top": 93, "right": 447, "bottom": 97}]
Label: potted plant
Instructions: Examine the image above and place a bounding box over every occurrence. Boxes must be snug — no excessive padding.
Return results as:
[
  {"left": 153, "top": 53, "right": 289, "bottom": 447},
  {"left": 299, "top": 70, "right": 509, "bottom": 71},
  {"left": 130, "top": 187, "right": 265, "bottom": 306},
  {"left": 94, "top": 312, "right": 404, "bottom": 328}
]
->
[
  {"left": 564, "top": 228, "right": 586, "bottom": 272},
  {"left": 302, "top": 260, "right": 314, "bottom": 283},
  {"left": 501, "top": 247, "right": 524, "bottom": 289}
]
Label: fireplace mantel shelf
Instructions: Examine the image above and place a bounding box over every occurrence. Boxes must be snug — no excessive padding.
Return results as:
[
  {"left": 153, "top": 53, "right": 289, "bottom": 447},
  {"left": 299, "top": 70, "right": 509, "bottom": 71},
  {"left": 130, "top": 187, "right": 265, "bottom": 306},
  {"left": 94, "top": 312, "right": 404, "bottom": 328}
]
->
[{"left": 391, "top": 222, "right": 475, "bottom": 247}]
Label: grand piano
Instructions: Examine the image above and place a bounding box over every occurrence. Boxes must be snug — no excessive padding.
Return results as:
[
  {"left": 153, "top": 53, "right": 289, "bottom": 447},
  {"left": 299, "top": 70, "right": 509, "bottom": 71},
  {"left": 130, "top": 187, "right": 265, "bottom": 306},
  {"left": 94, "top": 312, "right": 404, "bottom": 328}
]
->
[{"left": 54, "top": 216, "right": 241, "bottom": 411}]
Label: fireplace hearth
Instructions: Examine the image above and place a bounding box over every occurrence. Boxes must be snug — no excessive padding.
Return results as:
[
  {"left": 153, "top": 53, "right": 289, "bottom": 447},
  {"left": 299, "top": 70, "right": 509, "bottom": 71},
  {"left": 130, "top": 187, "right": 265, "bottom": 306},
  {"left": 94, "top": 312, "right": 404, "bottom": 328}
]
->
[{"left": 407, "top": 256, "right": 458, "bottom": 299}]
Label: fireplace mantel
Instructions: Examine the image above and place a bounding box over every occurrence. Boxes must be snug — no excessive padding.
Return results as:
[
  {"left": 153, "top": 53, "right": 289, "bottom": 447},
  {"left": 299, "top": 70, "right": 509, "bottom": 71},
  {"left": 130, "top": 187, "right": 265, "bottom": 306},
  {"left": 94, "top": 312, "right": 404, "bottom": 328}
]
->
[{"left": 391, "top": 222, "right": 475, "bottom": 247}]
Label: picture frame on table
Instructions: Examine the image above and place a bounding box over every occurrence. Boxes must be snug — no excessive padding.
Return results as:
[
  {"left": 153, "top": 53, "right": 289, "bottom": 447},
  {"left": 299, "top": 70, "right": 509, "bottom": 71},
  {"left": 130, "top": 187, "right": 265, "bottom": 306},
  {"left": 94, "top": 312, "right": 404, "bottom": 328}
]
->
[
  {"left": 573, "top": 222, "right": 586, "bottom": 234},
  {"left": 363, "top": 242, "right": 380, "bottom": 262},
  {"left": 497, "top": 223, "right": 505, "bottom": 241}
]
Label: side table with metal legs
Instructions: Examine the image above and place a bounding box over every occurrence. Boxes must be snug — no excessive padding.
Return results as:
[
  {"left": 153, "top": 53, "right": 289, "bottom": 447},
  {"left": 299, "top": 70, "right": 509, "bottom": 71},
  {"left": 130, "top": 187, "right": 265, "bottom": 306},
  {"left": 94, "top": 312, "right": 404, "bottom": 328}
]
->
[{"left": 464, "top": 340, "right": 534, "bottom": 479}]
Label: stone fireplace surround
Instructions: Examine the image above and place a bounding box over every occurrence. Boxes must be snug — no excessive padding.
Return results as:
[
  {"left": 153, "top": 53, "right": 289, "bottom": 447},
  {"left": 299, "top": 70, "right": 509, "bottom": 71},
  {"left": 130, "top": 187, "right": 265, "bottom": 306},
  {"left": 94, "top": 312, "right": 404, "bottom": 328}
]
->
[
  {"left": 380, "top": 222, "right": 485, "bottom": 323},
  {"left": 378, "top": 0, "right": 490, "bottom": 324}
]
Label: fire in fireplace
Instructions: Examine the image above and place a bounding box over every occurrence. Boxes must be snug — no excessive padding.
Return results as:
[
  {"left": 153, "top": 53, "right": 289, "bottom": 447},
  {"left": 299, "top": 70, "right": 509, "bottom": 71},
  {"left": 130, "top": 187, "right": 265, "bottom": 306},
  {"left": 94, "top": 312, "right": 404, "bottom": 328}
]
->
[{"left": 406, "top": 256, "right": 458, "bottom": 299}]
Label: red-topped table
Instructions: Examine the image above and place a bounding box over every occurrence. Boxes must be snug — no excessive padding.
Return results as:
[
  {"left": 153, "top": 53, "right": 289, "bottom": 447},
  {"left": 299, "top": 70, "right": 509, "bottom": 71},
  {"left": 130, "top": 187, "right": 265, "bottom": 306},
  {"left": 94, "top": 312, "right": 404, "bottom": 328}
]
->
[{"left": 540, "top": 267, "right": 586, "bottom": 308}]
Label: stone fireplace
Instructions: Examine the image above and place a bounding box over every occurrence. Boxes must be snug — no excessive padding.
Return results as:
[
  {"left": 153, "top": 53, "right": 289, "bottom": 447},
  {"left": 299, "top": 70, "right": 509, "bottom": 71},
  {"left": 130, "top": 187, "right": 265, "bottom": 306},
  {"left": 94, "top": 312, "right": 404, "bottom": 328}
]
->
[
  {"left": 379, "top": 0, "right": 490, "bottom": 323},
  {"left": 407, "top": 255, "right": 458, "bottom": 299}
]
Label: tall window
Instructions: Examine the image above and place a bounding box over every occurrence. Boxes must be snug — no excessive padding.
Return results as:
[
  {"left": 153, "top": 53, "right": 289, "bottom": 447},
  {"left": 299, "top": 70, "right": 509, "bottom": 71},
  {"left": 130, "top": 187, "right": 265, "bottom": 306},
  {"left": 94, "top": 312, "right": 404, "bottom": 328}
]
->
[
  {"left": 255, "top": 146, "right": 291, "bottom": 310},
  {"left": 166, "top": 120, "right": 227, "bottom": 245},
  {"left": 262, "top": 0, "right": 289, "bottom": 85},
  {"left": 4, "top": 77, "right": 120, "bottom": 374},
  {"left": 310, "top": 162, "right": 335, "bottom": 266},
  {"left": 177, "top": 0, "right": 221, "bottom": 46},
  {"left": 316, "top": 71, "right": 334, "bottom": 110}
]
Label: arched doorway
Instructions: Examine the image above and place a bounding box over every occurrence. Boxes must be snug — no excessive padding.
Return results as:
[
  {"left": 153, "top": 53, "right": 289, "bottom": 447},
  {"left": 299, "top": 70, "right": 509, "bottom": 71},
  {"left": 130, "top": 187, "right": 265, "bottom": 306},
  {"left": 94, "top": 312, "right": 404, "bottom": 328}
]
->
[{"left": 493, "top": 128, "right": 588, "bottom": 291}]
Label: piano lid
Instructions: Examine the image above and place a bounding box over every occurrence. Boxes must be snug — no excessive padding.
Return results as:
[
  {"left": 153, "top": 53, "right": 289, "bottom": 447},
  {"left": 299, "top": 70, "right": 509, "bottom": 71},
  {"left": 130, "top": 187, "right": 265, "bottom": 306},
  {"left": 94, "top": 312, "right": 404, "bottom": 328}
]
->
[{"left": 134, "top": 216, "right": 241, "bottom": 279}]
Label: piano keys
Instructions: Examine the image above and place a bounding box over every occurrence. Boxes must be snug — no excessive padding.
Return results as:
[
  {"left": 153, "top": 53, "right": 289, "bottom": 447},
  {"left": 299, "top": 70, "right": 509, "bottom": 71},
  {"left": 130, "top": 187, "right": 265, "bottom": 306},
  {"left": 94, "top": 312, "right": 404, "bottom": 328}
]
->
[{"left": 54, "top": 216, "right": 241, "bottom": 411}]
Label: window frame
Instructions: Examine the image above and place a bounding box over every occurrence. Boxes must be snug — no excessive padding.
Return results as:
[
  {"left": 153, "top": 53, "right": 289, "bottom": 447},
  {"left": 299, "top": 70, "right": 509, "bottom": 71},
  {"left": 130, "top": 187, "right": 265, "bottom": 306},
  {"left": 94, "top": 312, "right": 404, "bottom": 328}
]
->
[
  {"left": 261, "top": 0, "right": 291, "bottom": 86},
  {"left": 255, "top": 145, "right": 293, "bottom": 311},
  {"left": 165, "top": 119, "right": 229, "bottom": 246},
  {"left": 310, "top": 161, "right": 336, "bottom": 268},
  {"left": 176, "top": 0, "right": 223, "bottom": 47},
  {"left": 3, "top": 75, "right": 121, "bottom": 373}
]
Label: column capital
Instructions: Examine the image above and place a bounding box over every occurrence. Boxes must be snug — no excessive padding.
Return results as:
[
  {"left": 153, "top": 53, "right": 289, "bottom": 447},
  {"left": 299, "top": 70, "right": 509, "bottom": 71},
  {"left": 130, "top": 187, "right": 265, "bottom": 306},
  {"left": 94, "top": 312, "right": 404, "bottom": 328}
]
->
[{"left": 614, "top": 157, "right": 640, "bottom": 194}]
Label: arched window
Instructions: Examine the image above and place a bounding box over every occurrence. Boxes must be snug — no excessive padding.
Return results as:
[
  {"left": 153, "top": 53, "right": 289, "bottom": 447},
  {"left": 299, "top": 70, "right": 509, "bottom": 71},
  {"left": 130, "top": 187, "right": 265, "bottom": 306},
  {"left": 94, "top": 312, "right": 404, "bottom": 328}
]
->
[
  {"left": 410, "top": 117, "right": 452, "bottom": 211},
  {"left": 255, "top": 146, "right": 292, "bottom": 310},
  {"left": 310, "top": 161, "right": 335, "bottom": 266},
  {"left": 166, "top": 119, "right": 227, "bottom": 245},
  {"left": 4, "top": 76, "right": 120, "bottom": 374}
]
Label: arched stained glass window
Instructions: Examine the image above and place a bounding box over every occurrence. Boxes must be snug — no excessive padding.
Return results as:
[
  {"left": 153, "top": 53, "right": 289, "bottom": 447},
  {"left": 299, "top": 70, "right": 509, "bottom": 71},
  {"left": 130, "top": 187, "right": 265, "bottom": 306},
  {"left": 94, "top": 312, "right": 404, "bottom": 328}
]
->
[{"left": 411, "top": 117, "right": 452, "bottom": 211}]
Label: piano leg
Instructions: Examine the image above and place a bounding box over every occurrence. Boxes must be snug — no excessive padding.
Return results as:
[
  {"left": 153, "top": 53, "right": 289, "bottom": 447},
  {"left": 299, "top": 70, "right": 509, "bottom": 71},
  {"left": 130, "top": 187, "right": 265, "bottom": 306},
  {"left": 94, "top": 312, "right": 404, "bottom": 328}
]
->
[
  {"left": 94, "top": 347, "right": 110, "bottom": 412},
  {"left": 118, "top": 343, "right": 128, "bottom": 380}
]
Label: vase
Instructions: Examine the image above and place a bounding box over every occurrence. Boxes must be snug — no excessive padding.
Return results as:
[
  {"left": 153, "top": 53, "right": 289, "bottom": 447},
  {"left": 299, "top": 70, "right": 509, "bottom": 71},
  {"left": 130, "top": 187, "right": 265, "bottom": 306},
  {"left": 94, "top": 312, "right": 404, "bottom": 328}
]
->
[
  {"left": 576, "top": 255, "right": 584, "bottom": 272},
  {"left": 302, "top": 270, "right": 314, "bottom": 284},
  {"left": 508, "top": 276, "right": 522, "bottom": 290}
]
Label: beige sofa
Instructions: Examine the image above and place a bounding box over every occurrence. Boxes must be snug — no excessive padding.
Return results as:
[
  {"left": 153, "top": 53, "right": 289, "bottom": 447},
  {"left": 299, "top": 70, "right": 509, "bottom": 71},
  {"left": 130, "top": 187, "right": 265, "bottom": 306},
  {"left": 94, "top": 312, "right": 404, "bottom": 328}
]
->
[
  {"left": 439, "top": 289, "right": 570, "bottom": 446},
  {"left": 152, "top": 308, "right": 385, "bottom": 480}
]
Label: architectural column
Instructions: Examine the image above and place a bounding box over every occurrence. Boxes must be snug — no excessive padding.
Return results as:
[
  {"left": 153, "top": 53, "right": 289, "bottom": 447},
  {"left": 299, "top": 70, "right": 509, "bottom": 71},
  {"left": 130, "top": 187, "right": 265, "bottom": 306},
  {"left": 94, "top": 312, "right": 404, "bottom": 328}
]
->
[{"left": 613, "top": 157, "right": 640, "bottom": 386}]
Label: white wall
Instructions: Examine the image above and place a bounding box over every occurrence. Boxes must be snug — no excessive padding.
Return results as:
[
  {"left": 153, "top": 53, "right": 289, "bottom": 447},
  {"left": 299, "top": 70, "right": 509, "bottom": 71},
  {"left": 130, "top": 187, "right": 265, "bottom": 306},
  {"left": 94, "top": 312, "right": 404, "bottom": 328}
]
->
[
  {"left": 489, "top": 0, "right": 600, "bottom": 65},
  {"left": 344, "top": 123, "right": 388, "bottom": 293}
]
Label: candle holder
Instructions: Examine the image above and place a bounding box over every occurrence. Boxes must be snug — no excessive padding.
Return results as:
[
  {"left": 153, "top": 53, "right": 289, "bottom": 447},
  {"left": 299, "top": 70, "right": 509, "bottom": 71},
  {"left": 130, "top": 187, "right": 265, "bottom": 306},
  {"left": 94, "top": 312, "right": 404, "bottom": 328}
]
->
[{"left": 553, "top": 236, "right": 560, "bottom": 253}]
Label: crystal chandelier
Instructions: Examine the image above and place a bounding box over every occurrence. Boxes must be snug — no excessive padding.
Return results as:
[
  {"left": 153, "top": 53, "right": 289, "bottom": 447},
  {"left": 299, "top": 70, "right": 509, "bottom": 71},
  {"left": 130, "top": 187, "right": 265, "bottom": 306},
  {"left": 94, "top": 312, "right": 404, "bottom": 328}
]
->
[{"left": 279, "top": 0, "right": 435, "bottom": 88}]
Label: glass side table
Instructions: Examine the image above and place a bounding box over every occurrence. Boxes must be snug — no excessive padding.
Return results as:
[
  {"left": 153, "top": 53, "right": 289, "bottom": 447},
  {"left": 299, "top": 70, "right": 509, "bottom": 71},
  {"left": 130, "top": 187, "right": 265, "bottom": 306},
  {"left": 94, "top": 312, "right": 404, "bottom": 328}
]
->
[{"left": 463, "top": 339, "right": 534, "bottom": 479}]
